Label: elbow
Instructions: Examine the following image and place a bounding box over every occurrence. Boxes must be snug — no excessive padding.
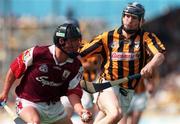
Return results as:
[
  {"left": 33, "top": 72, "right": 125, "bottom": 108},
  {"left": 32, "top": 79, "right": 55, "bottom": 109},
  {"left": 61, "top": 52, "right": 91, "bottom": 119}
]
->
[
  {"left": 157, "top": 52, "right": 165, "bottom": 64},
  {"left": 160, "top": 52, "right": 165, "bottom": 63}
]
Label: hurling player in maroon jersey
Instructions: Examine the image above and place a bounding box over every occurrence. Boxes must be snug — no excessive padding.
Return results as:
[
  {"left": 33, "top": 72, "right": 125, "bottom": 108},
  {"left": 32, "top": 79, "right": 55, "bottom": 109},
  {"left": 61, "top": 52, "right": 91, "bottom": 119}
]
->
[{"left": 0, "top": 23, "right": 92, "bottom": 124}]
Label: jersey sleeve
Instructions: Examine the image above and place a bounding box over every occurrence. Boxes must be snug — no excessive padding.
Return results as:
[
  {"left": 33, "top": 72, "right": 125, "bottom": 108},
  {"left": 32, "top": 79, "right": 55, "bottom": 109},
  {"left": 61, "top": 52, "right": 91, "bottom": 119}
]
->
[
  {"left": 10, "top": 47, "right": 34, "bottom": 78},
  {"left": 67, "top": 66, "right": 84, "bottom": 98},
  {"left": 80, "top": 33, "right": 104, "bottom": 59},
  {"left": 144, "top": 32, "right": 166, "bottom": 55},
  {"left": 67, "top": 83, "right": 83, "bottom": 98}
]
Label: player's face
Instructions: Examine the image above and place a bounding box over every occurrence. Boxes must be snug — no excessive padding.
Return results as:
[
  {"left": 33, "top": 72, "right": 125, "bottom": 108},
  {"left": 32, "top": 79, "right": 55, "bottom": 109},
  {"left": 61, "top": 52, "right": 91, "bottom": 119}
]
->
[
  {"left": 64, "top": 38, "right": 81, "bottom": 53},
  {"left": 122, "top": 13, "right": 140, "bottom": 31}
]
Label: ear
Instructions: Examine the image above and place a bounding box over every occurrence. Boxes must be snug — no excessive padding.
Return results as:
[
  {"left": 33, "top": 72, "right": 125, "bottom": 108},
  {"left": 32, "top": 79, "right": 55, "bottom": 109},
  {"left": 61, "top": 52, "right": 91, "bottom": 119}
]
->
[
  {"left": 140, "top": 18, "right": 145, "bottom": 27},
  {"left": 59, "top": 38, "right": 65, "bottom": 46}
]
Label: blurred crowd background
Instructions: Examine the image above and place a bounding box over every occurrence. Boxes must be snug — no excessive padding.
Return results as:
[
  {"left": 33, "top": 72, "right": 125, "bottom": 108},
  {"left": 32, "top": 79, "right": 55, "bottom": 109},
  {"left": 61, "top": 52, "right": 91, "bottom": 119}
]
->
[{"left": 0, "top": 0, "right": 180, "bottom": 124}]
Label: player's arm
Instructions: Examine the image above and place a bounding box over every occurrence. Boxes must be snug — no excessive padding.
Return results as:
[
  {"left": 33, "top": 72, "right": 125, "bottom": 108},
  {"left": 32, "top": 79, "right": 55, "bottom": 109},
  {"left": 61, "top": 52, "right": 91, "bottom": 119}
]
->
[
  {"left": 67, "top": 66, "right": 84, "bottom": 115},
  {"left": 0, "top": 47, "right": 34, "bottom": 102},
  {"left": 141, "top": 52, "right": 164, "bottom": 78},
  {"left": 67, "top": 84, "right": 84, "bottom": 116},
  {"left": 68, "top": 84, "right": 92, "bottom": 122},
  {"left": 0, "top": 69, "right": 16, "bottom": 102},
  {"left": 80, "top": 33, "right": 104, "bottom": 59},
  {"left": 141, "top": 32, "right": 166, "bottom": 78},
  {"left": 67, "top": 67, "right": 92, "bottom": 122}
]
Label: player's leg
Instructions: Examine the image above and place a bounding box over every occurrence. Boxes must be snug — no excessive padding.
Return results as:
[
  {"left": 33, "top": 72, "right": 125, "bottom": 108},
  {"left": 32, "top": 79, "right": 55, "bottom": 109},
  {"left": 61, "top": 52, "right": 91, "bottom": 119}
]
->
[
  {"left": 52, "top": 115, "right": 72, "bottom": 124},
  {"left": 16, "top": 97, "right": 41, "bottom": 124},
  {"left": 93, "top": 110, "right": 105, "bottom": 123},
  {"left": 118, "top": 116, "right": 128, "bottom": 124},
  {"left": 16, "top": 97, "right": 72, "bottom": 124},
  {"left": 129, "top": 92, "right": 148, "bottom": 124},
  {"left": 92, "top": 103, "right": 99, "bottom": 120},
  {"left": 19, "top": 106, "right": 40, "bottom": 124},
  {"left": 118, "top": 110, "right": 142, "bottom": 124},
  {"left": 130, "top": 111, "right": 142, "bottom": 124},
  {"left": 94, "top": 86, "right": 122, "bottom": 124},
  {"left": 19, "top": 106, "right": 72, "bottom": 124},
  {"left": 45, "top": 99, "right": 73, "bottom": 124},
  {"left": 120, "top": 91, "right": 147, "bottom": 124},
  {"left": 117, "top": 88, "right": 135, "bottom": 124},
  {"left": 93, "top": 92, "right": 104, "bottom": 123},
  {"left": 61, "top": 92, "right": 94, "bottom": 124}
]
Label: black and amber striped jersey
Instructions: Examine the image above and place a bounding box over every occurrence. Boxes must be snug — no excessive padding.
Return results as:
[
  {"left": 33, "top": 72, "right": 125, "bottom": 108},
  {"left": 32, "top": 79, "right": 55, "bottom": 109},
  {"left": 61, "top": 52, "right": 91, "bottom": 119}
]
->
[
  {"left": 81, "top": 54, "right": 102, "bottom": 82},
  {"left": 80, "top": 27, "right": 166, "bottom": 89}
]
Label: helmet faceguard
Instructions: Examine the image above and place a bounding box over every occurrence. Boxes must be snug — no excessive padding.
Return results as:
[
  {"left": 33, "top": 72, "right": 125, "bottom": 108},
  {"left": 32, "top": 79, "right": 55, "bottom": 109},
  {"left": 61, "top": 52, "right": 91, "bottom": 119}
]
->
[
  {"left": 53, "top": 23, "right": 82, "bottom": 58},
  {"left": 122, "top": 2, "right": 145, "bottom": 34}
]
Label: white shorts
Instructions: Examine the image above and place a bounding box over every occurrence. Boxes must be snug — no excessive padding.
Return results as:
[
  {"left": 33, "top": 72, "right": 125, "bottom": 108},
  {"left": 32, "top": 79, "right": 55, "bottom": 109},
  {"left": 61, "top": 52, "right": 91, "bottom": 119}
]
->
[
  {"left": 61, "top": 90, "right": 94, "bottom": 110},
  {"left": 93, "top": 78, "right": 134, "bottom": 115},
  {"left": 81, "top": 90, "right": 94, "bottom": 109},
  {"left": 16, "top": 97, "right": 67, "bottom": 124},
  {"left": 61, "top": 96, "right": 71, "bottom": 109},
  {"left": 127, "top": 92, "right": 148, "bottom": 114}
]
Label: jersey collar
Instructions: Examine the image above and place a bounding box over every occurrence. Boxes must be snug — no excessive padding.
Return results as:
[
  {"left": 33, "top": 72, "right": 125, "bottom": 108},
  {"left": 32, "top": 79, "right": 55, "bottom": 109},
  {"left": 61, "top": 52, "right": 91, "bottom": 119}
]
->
[{"left": 49, "top": 45, "right": 74, "bottom": 65}]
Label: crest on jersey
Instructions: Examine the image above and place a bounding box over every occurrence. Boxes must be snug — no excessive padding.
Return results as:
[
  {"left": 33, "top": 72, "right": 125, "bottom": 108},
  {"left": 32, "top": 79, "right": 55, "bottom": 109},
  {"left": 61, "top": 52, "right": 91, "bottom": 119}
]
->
[
  {"left": 22, "top": 48, "right": 31, "bottom": 62},
  {"left": 134, "top": 41, "right": 140, "bottom": 49},
  {"left": 111, "top": 42, "right": 119, "bottom": 48},
  {"left": 123, "top": 39, "right": 131, "bottom": 44},
  {"left": 39, "top": 64, "right": 48, "bottom": 73},
  {"left": 62, "top": 70, "right": 71, "bottom": 80}
]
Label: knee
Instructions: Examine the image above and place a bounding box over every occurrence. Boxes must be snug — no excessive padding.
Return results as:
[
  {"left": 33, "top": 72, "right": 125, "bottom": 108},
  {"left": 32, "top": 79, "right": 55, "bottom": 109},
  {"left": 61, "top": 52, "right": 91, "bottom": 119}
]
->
[
  {"left": 27, "top": 121, "right": 40, "bottom": 124},
  {"left": 106, "top": 108, "right": 122, "bottom": 122},
  {"left": 26, "top": 117, "right": 41, "bottom": 124}
]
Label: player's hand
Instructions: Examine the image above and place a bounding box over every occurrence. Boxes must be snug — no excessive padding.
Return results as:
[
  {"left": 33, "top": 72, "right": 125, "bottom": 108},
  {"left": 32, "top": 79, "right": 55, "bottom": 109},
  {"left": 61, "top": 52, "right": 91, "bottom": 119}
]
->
[
  {"left": 140, "top": 63, "right": 154, "bottom": 78},
  {"left": 80, "top": 109, "right": 93, "bottom": 123},
  {"left": 0, "top": 92, "right": 8, "bottom": 106}
]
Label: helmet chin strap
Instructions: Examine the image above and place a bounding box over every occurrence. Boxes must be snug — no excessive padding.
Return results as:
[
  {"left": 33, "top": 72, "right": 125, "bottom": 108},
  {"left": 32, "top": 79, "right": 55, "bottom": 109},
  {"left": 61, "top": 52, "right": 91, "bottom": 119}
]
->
[
  {"left": 123, "top": 25, "right": 138, "bottom": 34},
  {"left": 66, "top": 52, "right": 79, "bottom": 58},
  {"left": 122, "top": 21, "right": 141, "bottom": 34},
  {"left": 56, "top": 42, "right": 79, "bottom": 59}
]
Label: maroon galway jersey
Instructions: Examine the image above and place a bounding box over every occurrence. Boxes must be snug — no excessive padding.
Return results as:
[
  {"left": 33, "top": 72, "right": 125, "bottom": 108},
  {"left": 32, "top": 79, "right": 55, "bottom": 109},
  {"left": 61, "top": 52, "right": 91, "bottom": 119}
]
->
[{"left": 10, "top": 45, "right": 83, "bottom": 102}]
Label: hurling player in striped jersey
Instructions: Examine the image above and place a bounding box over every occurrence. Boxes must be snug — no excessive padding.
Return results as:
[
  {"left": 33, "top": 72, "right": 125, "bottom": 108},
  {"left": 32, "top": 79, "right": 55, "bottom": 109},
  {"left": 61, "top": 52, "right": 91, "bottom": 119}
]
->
[{"left": 80, "top": 2, "right": 166, "bottom": 124}]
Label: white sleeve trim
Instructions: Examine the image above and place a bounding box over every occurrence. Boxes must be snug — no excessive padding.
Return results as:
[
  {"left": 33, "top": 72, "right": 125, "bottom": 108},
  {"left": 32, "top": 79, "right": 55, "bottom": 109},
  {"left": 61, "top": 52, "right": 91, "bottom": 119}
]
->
[
  {"left": 23, "top": 47, "right": 34, "bottom": 69},
  {"left": 68, "top": 66, "right": 83, "bottom": 89}
]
